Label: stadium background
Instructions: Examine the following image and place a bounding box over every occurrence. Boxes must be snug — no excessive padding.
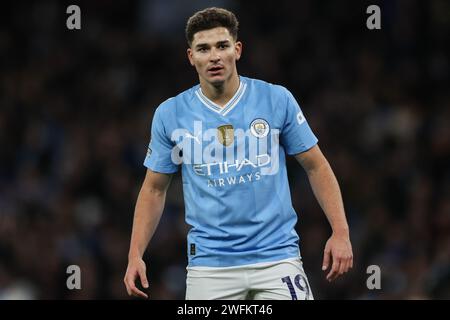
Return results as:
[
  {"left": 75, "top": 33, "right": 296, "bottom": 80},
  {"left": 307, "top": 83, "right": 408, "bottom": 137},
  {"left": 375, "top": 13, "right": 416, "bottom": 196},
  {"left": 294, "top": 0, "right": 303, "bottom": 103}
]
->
[{"left": 0, "top": 0, "right": 449, "bottom": 299}]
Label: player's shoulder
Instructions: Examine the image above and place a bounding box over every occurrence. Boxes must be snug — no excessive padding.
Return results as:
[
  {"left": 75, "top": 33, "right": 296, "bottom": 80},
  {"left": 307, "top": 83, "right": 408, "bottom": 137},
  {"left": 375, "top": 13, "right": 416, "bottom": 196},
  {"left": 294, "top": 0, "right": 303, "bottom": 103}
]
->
[
  {"left": 242, "top": 76, "right": 290, "bottom": 98},
  {"left": 155, "top": 85, "right": 198, "bottom": 115},
  {"left": 155, "top": 96, "right": 176, "bottom": 114},
  {"left": 174, "top": 83, "right": 200, "bottom": 103}
]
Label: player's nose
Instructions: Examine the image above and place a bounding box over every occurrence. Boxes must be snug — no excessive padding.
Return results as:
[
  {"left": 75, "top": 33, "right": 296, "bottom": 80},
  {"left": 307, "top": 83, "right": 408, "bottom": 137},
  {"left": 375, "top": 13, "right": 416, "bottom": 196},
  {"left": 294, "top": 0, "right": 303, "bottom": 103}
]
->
[{"left": 209, "top": 48, "right": 221, "bottom": 62}]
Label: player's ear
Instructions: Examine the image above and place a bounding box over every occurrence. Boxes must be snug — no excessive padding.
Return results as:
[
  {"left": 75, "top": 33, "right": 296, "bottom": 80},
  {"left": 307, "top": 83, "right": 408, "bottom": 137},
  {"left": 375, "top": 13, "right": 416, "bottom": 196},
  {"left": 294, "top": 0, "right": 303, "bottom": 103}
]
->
[
  {"left": 235, "top": 41, "right": 242, "bottom": 61},
  {"left": 187, "top": 48, "right": 195, "bottom": 66}
]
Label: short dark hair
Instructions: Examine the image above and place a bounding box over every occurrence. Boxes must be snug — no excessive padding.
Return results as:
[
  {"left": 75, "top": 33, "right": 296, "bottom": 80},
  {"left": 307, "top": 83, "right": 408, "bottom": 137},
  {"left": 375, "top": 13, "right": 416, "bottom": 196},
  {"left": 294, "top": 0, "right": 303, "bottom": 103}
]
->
[{"left": 185, "top": 7, "right": 239, "bottom": 47}]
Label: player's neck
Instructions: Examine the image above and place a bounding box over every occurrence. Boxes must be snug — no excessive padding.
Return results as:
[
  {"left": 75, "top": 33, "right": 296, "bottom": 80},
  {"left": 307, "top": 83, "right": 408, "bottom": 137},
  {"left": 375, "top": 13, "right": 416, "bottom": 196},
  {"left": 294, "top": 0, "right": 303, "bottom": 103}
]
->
[{"left": 200, "top": 74, "right": 240, "bottom": 108}]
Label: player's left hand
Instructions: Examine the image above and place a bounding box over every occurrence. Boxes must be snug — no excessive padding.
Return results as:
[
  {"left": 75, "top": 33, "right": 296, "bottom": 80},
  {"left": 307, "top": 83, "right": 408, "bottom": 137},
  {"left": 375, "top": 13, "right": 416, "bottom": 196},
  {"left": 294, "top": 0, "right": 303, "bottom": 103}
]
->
[{"left": 322, "top": 233, "right": 353, "bottom": 282}]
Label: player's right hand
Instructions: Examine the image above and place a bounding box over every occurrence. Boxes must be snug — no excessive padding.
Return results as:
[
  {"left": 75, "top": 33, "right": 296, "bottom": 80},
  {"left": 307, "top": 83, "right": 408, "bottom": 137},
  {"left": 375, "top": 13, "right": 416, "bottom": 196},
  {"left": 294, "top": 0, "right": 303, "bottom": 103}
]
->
[{"left": 124, "top": 257, "right": 149, "bottom": 299}]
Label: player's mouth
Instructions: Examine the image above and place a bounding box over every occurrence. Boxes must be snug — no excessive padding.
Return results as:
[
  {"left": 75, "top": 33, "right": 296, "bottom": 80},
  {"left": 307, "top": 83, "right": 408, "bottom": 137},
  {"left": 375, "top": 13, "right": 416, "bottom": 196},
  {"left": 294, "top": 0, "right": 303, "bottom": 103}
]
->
[{"left": 207, "top": 65, "right": 224, "bottom": 75}]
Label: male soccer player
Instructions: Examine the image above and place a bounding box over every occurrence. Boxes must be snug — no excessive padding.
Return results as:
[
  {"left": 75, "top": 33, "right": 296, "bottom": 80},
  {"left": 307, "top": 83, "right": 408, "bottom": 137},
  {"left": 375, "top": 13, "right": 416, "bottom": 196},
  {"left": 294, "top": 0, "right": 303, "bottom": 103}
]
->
[{"left": 124, "top": 7, "right": 353, "bottom": 300}]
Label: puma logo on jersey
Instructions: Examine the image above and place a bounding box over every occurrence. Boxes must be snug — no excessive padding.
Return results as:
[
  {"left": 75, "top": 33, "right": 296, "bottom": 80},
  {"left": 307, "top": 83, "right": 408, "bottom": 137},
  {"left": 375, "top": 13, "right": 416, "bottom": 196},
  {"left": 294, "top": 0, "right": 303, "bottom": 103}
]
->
[{"left": 184, "top": 131, "right": 202, "bottom": 144}]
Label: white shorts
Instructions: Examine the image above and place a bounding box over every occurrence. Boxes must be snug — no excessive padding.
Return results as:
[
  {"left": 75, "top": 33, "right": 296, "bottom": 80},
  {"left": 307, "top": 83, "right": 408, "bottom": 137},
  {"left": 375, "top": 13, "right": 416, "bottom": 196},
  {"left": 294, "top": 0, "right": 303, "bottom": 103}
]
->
[{"left": 185, "top": 257, "right": 314, "bottom": 300}]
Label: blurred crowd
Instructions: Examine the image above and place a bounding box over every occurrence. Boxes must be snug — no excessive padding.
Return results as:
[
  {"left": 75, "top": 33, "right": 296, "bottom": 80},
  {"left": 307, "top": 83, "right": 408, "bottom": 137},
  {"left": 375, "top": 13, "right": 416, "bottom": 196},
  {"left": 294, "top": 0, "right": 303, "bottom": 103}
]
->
[{"left": 0, "top": 0, "right": 449, "bottom": 299}]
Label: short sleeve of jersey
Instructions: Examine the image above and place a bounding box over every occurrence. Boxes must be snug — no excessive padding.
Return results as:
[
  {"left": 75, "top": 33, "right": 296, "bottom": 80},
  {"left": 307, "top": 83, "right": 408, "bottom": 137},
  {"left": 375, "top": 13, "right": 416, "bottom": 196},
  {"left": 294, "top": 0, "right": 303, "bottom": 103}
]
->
[
  {"left": 280, "top": 88, "right": 318, "bottom": 155},
  {"left": 143, "top": 105, "right": 179, "bottom": 173}
]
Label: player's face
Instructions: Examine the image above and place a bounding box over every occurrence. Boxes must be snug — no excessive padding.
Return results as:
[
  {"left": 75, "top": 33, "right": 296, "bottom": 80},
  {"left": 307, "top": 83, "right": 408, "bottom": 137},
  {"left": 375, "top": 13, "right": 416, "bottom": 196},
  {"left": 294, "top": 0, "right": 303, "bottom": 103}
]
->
[{"left": 187, "top": 27, "right": 242, "bottom": 86}]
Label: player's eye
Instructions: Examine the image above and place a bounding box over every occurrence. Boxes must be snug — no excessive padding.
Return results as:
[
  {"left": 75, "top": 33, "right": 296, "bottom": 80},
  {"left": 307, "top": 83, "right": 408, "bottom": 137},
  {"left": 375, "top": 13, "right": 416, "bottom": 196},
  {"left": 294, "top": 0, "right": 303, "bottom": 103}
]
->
[
  {"left": 197, "top": 47, "right": 208, "bottom": 52},
  {"left": 218, "top": 44, "right": 229, "bottom": 49}
]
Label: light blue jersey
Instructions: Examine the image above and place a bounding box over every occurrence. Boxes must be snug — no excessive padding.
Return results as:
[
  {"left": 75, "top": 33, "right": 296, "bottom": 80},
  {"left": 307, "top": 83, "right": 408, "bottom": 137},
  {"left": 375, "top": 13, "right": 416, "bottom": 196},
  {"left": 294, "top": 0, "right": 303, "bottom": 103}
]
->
[{"left": 144, "top": 76, "right": 318, "bottom": 267}]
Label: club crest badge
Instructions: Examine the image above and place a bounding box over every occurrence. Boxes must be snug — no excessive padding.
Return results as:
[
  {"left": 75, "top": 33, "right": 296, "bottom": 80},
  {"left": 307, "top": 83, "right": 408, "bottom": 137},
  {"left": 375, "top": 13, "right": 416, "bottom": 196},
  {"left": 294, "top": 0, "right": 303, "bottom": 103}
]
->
[{"left": 250, "top": 118, "right": 270, "bottom": 138}]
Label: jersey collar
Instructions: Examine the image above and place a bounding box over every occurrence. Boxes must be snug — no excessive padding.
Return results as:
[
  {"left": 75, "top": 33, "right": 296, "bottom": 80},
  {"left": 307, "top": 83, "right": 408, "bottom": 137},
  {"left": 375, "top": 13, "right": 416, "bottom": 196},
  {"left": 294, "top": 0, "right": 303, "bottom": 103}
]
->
[{"left": 195, "top": 78, "right": 247, "bottom": 116}]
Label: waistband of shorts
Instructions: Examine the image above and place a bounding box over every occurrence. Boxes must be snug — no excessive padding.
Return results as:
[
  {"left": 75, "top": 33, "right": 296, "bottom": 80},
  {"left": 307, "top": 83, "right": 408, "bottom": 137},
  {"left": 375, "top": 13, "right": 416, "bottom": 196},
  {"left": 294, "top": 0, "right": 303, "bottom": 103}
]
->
[{"left": 186, "top": 256, "right": 301, "bottom": 271}]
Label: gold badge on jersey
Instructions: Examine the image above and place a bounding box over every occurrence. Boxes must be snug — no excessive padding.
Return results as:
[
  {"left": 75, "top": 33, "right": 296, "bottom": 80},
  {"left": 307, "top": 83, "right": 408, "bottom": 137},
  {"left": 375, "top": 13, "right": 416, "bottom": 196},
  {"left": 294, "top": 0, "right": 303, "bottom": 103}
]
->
[{"left": 217, "top": 124, "right": 234, "bottom": 146}]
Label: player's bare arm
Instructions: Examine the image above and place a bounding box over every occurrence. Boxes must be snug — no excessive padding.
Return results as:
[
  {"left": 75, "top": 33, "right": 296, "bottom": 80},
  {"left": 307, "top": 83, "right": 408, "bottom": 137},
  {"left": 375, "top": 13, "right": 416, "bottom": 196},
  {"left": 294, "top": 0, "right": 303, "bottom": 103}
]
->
[
  {"left": 295, "top": 145, "right": 353, "bottom": 282},
  {"left": 124, "top": 169, "right": 172, "bottom": 298}
]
